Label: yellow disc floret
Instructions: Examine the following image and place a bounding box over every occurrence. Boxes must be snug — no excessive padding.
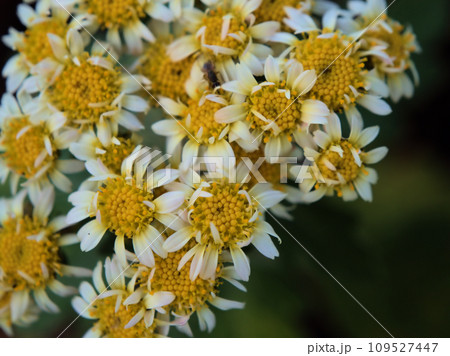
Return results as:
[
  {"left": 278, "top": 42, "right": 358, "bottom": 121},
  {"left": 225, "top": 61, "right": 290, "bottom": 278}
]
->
[
  {"left": 91, "top": 296, "right": 155, "bottom": 337},
  {"left": 247, "top": 85, "right": 302, "bottom": 138},
  {"left": 184, "top": 98, "right": 226, "bottom": 144},
  {"left": 201, "top": 9, "right": 248, "bottom": 57},
  {"left": 138, "top": 38, "right": 194, "bottom": 102},
  {"left": 98, "top": 138, "right": 136, "bottom": 174},
  {"left": 317, "top": 140, "right": 360, "bottom": 183},
  {"left": 295, "top": 33, "right": 366, "bottom": 112},
  {"left": 145, "top": 242, "right": 220, "bottom": 315},
  {"left": 48, "top": 55, "right": 121, "bottom": 127},
  {"left": 18, "top": 18, "right": 67, "bottom": 65},
  {"left": 190, "top": 181, "right": 255, "bottom": 246},
  {"left": 87, "top": 0, "right": 146, "bottom": 29},
  {"left": 0, "top": 216, "right": 60, "bottom": 291},
  {"left": 97, "top": 177, "right": 154, "bottom": 238},
  {"left": 1, "top": 117, "right": 56, "bottom": 179}
]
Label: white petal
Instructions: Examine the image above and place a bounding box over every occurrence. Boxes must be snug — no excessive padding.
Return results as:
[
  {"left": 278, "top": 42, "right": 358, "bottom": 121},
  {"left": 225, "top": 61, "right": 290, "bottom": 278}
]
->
[
  {"left": 230, "top": 246, "right": 250, "bottom": 282},
  {"left": 144, "top": 291, "right": 175, "bottom": 309}
]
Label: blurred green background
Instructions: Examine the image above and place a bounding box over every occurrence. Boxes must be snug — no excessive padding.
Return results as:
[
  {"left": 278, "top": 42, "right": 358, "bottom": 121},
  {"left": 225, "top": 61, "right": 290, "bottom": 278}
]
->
[{"left": 1, "top": 0, "right": 449, "bottom": 337}]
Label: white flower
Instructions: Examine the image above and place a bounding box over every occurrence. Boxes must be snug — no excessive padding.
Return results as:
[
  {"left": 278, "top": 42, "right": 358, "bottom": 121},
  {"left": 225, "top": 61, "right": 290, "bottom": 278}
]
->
[
  {"left": 274, "top": 9, "right": 392, "bottom": 122},
  {"left": 152, "top": 60, "right": 255, "bottom": 171},
  {"left": 0, "top": 188, "right": 91, "bottom": 323},
  {"left": 162, "top": 164, "right": 285, "bottom": 282},
  {"left": 0, "top": 92, "right": 82, "bottom": 195},
  {"left": 59, "top": 0, "right": 174, "bottom": 54},
  {"left": 167, "top": 0, "right": 279, "bottom": 75},
  {"left": 67, "top": 146, "right": 184, "bottom": 268},
  {"left": 124, "top": 247, "right": 245, "bottom": 334},
  {"left": 72, "top": 256, "right": 172, "bottom": 337},
  {"left": 292, "top": 113, "right": 388, "bottom": 202},
  {"left": 338, "top": 0, "right": 421, "bottom": 102},
  {"left": 217, "top": 56, "right": 329, "bottom": 158},
  {"left": 1, "top": 3, "right": 91, "bottom": 92},
  {"left": 22, "top": 29, "right": 150, "bottom": 135}
]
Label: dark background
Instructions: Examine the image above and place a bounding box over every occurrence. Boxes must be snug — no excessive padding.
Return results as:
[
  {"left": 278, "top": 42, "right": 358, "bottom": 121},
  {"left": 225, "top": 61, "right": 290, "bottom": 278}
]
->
[{"left": 1, "top": 0, "right": 450, "bottom": 337}]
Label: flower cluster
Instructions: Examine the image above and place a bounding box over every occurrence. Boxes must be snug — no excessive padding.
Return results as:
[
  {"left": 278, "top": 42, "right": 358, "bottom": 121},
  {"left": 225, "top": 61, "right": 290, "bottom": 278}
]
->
[{"left": 0, "top": 0, "right": 419, "bottom": 337}]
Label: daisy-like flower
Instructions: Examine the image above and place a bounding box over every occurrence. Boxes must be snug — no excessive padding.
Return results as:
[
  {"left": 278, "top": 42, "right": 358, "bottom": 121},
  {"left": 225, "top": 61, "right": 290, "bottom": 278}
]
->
[
  {"left": 24, "top": 29, "right": 150, "bottom": 135},
  {"left": 0, "top": 188, "right": 91, "bottom": 324},
  {"left": 0, "top": 93, "right": 83, "bottom": 195},
  {"left": 0, "top": 291, "right": 40, "bottom": 336},
  {"left": 72, "top": 256, "right": 172, "bottom": 337},
  {"left": 274, "top": 8, "right": 392, "bottom": 122},
  {"left": 231, "top": 142, "right": 302, "bottom": 220},
  {"left": 69, "top": 127, "right": 141, "bottom": 175},
  {"left": 67, "top": 145, "right": 185, "bottom": 268},
  {"left": 124, "top": 240, "right": 245, "bottom": 334},
  {"left": 1, "top": 3, "right": 91, "bottom": 92},
  {"left": 167, "top": 0, "right": 279, "bottom": 75},
  {"left": 59, "top": 0, "right": 174, "bottom": 54},
  {"left": 292, "top": 113, "right": 388, "bottom": 202},
  {"left": 152, "top": 61, "right": 255, "bottom": 170},
  {"left": 216, "top": 56, "right": 329, "bottom": 158},
  {"left": 135, "top": 21, "right": 196, "bottom": 103},
  {"left": 339, "top": 0, "right": 421, "bottom": 102},
  {"left": 162, "top": 165, "right": 285, "bottom": 282}
]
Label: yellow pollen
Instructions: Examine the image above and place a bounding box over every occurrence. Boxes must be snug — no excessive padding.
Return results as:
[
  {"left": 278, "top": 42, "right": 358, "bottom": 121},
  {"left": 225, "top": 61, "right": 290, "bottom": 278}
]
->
[
  {"left": 98, "top": 138, "right": 136, "bottom": 174},
  {"left": 17, "top": 18, "right": 67, "bottom": 65},
  {"left": 295, "top": 33, "right": 365, "bottom": 112},
  {"left": 1, "top": 117, "right": 56, "bottom": 178},
  {"left": 317, "top": 140, "right": 360, "bottom": 183},
  {"left": 201, "top": 9, "right": 248, "bottom": 57},
  {"left": 247, "top": 86, "right": 302, "bottom": 137},
  {"left": 87, "top": 0, "right": 145, "bottom": 29},
  {"left": 254, "top": 0, "right": 309, "bottom": 29},
  {"left": 184, "top": 98, "right": 226, "bottom": 144},
  {"left": 190, "top": 180, "right": 255, "bottom": 246},
  {"left": 97, "top": 177, "right": 154, "bottom": 238},
  {"left": 149, "top": 241, "right": 220, "bottom": 315},
  {"left": 138, "top": 38, "right": 194, "bottom": 103},
  {"left": 48, "top": 54, "right": 121, "bottom": 127},
  {"left": 0, "top": 216, "right": 60, "bottom": 291},
  {"left": 91, "top": 296, "right": 155, "bottom": 337}
]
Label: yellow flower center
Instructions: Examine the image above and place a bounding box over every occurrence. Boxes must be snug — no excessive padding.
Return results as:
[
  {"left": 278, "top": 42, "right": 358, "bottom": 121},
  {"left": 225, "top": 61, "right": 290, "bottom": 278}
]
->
[
  {"left": 190, "top": 181, "right": 255, "bottom": 247},
  {"left": 97, "top": 177, "right": 154, "bottom": 238},
  {"left": 0, "top": 216, "right": 60, "bottom": 291},
  {"left": 98, "top": 138, "right": 136, "bottom": 174},
  {"left": 18, "top": 18, "right": 67, "bottom": 65},
  {"left": 87, "top": 0, "right": 146, "bottom": 29},
  {"left": 366, "top": 21, "right": 416, "bottom": 69},
  {"left": 184, "top": 98, "right": 227, "bottom": 144},
  {"left": 48, "top": 55, "right": 121, "bottom": 127},
  {"left": 1, "top": 117, "right": 56, "bottom": 179},
  {"left": 147, "top": 242, "right": 220, "bottom": 315},
  {"left": 91, "top": 296, "right": 155, "bottom": 337},
  {"left": 317, "top": 141, "right": 360, "bottom": 183},
  {"left": 254, "top": 0, "right": 309, "bottom": 29},
  {"left": 247, "top": 85, "right": 302, "bottom": 138},
  {"left": 201, "top": 9, "right": 248, "bottom": 57},
  {"left": 232, "top": 144, "right": 284, "bottom": 188},
  {"left": 138, "top": 38, "right": 194, "bottom": 103},
  {"left": 295, "top": 33, "right": 366, "bottom": 112}
]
